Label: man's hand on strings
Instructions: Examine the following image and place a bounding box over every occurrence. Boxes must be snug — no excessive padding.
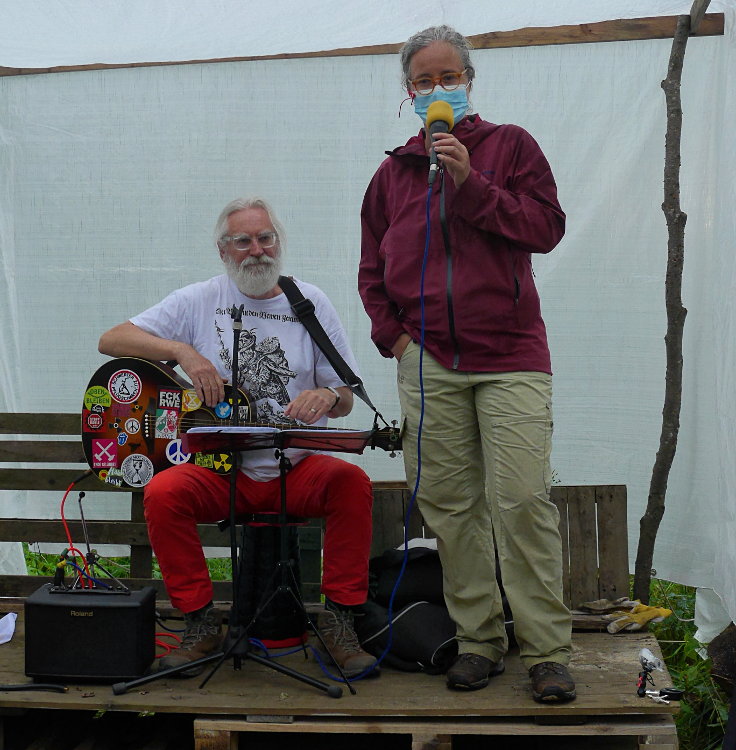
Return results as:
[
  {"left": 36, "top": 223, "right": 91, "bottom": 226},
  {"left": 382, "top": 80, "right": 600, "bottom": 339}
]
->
[
  {"left": 176, "top": 347, "right": 227, "bottom": 407},
  {"left": 284, "top": 388, "right": 338, "bottom": 425},
  {"left": 284, "top": 386, "right": 352, "bottom": 424}
]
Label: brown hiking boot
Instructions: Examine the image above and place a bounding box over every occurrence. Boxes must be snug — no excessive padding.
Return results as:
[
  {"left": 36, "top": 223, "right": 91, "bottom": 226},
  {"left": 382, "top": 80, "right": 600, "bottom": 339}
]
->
[
  {"left": 159, "top": 604, "right": 223, "bottom": 678},
  {"left": 316, "top": 607, "right": 379, "bottom": 678},
  {"left": 529, "top": 661, "right": 576, "bottom": 702},
  {"left": 446, "top": 653, "right": 505, "bottom": 690}
]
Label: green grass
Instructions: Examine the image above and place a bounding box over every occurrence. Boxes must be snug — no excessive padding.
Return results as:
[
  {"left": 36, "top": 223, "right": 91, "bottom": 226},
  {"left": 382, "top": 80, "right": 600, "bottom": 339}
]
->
[
  {"left": 22, "top": 543, "right": 233, "bottom": 581},
  {"left": 648, "top": 578, "right": 729, "bottom": 750},
  {"left": 22, "top": 546, "right": 729, "bottom": 747}
]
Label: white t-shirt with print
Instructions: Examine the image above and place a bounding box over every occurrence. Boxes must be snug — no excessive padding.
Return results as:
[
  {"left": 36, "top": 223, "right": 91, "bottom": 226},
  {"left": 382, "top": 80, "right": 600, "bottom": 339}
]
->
[{"left": 130, "top": 274, "right": 361, "bottom": 480}]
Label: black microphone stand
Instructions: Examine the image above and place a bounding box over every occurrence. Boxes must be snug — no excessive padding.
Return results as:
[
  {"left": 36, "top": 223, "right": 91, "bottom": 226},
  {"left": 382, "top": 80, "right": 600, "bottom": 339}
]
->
[
  {"left": 222, "top": 303, "right": 247, "bottom": 668},
  {"left": 112, "top": 303, "right": 346, "bottom": 697}
]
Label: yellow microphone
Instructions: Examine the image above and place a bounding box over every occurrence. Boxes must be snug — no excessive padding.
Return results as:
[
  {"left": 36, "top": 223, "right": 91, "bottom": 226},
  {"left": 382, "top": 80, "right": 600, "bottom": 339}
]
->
[{"left": 426, "top": 100, "right": 454, "bottom": 186}]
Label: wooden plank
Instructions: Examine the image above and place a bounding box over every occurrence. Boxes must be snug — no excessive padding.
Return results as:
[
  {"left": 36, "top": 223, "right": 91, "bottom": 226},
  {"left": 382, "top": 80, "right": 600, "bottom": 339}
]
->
[
  {"left": 0, "top": 574, "right": 56, "bottom": 596},
  {"left": 571, "top": 612, "right": 610, "bottom": 631},
  {"left": 469, "top": 13, "right": 723, "bottom": 49},
  {"left": 193, "top": 714, "right": 677, "bottom": 737},
  {"left": 551, "top": 486, "right": 572, "bottom": 608},
  {"left": 0, "top": 574, "right": 168, "bottom": 598},
  {"left": 0, "top": 413, "right": 80, "bottom": 435},
  {"left": 0, "top": 518, "right": 230, "bottom": 549},
  {"left": 566, "top": 486, "right": 600, "bottom": 608},
  {"left": 129, "top": 490, "right": 152, "bottom": 580},
  {"left": 0, "top": 15, "right": 724, "bottom": 78},
  {"left": 0, "top": 468, "right": 123, "bottom": 492},
  {"left": 0, "top": 519, "right": 150, "bottom": 544},
  {"left": 403, "top": 489, "right": 425, "bottom": 542},
  {"left": 0, "top": 520, "right": 232, "bottom": 547},
  {"left": 412, "top": 734, "right": 451, "bottom": 750},
  {"left": 212, "top": 581, "right": 233, "bottom": 601},
  {"left": 372, "top": 480, "right": 412, "bottom": 491},
  {"left": 371, "top": 487, "right": 411, "bottom": 555},
  {"left": 0, "top": 628, "right": 676, "bottom": 717},
  {"left": 0, "top": 441, "right": 87, "bottom": 463},
  {"left": 596, "top": 486, "right": 631, "bottom": 601},
  {"left": 372, "top": 482, "right": 425, "bottom": 549},
  {"left": 297, "top": 523, "right": 323, "bottom": 601},
  {"left": 193, "top": 726, "right": 236, "bottom": 750}
]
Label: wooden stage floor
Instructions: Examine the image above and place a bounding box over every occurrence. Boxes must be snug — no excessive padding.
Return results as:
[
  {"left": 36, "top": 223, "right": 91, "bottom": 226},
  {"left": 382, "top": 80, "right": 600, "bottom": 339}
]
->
[{"left": 0, "top": 603, "right": 679, "bottom": 749}]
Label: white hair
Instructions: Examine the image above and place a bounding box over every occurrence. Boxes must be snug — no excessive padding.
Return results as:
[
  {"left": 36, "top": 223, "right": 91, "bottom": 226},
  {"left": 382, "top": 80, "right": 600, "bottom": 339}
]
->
[
  {"left": 213, "top": 197, "right": 287, "bottom": 254},
  {"left": 399, "top": 25, "right": 475, "bottom": 90}
]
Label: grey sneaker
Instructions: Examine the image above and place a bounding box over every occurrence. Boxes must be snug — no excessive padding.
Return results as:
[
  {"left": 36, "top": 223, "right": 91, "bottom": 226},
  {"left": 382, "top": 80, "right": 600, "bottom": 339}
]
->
[
  {"left": 159, "top": 604, "right": 223, "bottom": 678},
  {"left": 529, "top": 661, "right": 576, "bottom": 702},
  {"left": 446, "top": 653, "right": 505, "bottom": 690},
  {"left": 316, "top": 607, "right": 379, "bottom": 678}
]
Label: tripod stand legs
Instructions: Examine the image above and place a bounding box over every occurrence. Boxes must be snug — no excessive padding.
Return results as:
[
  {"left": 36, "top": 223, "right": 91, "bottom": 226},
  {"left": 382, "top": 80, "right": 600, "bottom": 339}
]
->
[
  {"left": 197, "top": 577, "right": 357, "bottom": 695},
  {"left": 111, "top": 622, "right": 344, "bottom": 699}
]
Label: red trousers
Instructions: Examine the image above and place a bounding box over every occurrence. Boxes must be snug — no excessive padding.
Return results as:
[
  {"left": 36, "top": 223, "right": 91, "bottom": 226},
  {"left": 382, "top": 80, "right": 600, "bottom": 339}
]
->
[{"left": 143, "top": 455, "right": 373, "bottom": 613}]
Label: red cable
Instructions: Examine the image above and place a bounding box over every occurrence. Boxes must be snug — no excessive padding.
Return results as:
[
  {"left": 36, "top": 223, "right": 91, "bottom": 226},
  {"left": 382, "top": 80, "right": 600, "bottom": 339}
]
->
[
  {"left": 154, "top": 632, "right": 181, "bottom": 658},
  {"left": 59, "top": 482, "right": 92, "bottom": 587}
]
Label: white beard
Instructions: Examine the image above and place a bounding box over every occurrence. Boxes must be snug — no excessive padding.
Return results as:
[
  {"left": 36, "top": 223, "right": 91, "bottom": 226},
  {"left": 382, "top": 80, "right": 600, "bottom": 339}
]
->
[{"left": 224, "top": 253, "right": 282, "bottom": 298}]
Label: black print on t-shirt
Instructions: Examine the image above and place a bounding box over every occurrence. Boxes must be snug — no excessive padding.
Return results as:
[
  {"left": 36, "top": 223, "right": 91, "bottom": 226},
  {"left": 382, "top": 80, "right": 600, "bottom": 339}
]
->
[{"left": 216, "top": 322, "right": 297, "bottom": 412}]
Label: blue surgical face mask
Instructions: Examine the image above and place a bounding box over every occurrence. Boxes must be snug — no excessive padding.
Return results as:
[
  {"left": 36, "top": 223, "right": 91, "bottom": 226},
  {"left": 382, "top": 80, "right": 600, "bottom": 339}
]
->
[{"left": 412, "top": 85, "right": 469, "bottom": 125}]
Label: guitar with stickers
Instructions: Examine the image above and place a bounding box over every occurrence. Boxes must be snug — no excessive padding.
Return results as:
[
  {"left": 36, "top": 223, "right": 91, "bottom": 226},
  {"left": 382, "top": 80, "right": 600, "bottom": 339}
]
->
[
  {"left": 81, "top": 357, "right": 401, "bottom": 489},
  {"left": 81, "top": 357, "right": 252, "bottom": 489}
]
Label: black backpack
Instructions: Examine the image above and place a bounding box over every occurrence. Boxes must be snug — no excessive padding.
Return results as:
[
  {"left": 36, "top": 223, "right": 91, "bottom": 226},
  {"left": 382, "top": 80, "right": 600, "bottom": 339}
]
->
[{"left": 355, "top": 545, "right": 514, "bottom": 673}]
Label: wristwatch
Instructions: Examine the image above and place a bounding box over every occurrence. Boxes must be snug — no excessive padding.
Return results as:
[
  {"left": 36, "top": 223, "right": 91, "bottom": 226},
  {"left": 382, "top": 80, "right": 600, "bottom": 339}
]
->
[{"left": 324, "top": 386, "right": 341, "bottom": 408}]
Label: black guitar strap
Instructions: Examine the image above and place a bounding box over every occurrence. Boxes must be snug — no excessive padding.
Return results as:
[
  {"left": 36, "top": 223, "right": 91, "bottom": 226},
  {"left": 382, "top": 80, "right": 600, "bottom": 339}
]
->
[{"left": 278, "top": 275, "right": 378, "bottom": 413}]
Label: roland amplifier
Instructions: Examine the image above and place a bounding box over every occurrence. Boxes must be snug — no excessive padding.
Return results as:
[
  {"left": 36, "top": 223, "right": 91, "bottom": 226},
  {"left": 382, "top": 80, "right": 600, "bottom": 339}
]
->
[{"left": 25, "top": 584, "right": 156, "bottom": 682}]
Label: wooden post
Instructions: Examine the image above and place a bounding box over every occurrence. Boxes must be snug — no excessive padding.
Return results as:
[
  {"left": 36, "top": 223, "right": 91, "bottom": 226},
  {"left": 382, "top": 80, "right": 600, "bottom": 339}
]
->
[
  {"left": 411, "top": 734, "right": 453, "bottom": 750},
  {"left": 193, "top": 726, "right": 237, "bottom": 750}
]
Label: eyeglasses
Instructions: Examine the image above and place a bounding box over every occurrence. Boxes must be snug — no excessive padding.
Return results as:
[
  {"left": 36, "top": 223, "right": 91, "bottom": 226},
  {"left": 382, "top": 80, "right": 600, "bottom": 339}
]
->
[
  {"left": 221, "top": 232, "right": 278, "bottom": 251},
  {"left": 409, "top": 69, "right": 467, "bottom": 96}
]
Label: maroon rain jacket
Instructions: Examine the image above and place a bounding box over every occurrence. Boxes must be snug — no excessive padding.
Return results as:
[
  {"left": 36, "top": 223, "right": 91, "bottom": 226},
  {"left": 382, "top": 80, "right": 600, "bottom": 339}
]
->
[{"left": 359, "top": 114, "right": 565, "bottom": 374}]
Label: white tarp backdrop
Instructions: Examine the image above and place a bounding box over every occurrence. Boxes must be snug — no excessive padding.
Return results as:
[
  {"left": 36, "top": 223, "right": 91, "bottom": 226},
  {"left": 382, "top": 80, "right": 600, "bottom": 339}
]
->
[
  {"left": 3, "top": 1, "right": 729, "bottom": 68},
  {"left": 1, "top": 1, "right": 735, "bottom": 634}
]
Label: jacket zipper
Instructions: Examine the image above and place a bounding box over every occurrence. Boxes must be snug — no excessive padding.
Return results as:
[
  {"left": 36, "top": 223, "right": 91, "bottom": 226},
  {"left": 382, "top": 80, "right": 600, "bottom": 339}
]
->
[
  {"left": 510, "top": 249, "right": 521, "bottom": 309},
  {"left": 438, "top": 171, "right": 460, "bottom": 369}
]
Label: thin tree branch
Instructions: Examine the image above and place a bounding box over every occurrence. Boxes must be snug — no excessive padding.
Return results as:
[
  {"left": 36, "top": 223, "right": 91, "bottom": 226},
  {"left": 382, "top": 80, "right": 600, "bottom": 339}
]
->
[{"left": 632, "top": 6, "right": 703, "bottom": 602}]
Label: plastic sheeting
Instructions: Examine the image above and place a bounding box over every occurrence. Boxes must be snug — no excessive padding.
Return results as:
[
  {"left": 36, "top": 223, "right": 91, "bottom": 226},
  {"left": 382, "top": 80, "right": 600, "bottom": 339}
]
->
[
  {"left": 1, "top": 4, "right": 735, "bottom": 634},
  {"left": 1, "top": 1, "right": 734, "bottom": 68}
]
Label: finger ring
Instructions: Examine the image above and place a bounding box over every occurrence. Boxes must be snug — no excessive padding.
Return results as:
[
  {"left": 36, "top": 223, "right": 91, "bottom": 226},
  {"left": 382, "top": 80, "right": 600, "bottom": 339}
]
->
[{"left": 309, "top": 407, "right": 317, "bottom": 413}]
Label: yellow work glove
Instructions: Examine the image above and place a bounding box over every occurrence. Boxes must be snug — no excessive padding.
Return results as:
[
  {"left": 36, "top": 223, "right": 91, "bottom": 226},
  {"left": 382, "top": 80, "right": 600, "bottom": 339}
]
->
[{"left": 602, "top": 603, "right": 673, "bottom": 634}]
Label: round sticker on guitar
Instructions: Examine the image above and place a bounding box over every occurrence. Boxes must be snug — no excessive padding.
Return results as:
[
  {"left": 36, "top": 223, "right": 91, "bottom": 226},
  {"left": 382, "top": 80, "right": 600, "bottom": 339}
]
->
[
  {"left": 120, "top": 453, "right": 154, "bottom": 487},
  {"left": 108, "top": 369, "right": 142, "bottom": 404},
  {"left": 214, "top": 401, "right": 232, "bottom": 419},
  {"left": 84, "top": 385, "right": 112, "bottom": 411}
]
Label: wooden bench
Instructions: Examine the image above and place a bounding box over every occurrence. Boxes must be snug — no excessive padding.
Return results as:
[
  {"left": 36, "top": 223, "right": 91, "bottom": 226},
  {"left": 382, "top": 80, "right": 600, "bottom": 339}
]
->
[{"left": 0, "top": 412, "right": 628, "bottom": 612}]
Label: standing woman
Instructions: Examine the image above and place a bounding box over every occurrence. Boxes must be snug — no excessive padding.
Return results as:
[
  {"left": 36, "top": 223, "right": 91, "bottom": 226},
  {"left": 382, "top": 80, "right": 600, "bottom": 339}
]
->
[{"left": 358, "top": 25, "right": 575, "bottom": 702}]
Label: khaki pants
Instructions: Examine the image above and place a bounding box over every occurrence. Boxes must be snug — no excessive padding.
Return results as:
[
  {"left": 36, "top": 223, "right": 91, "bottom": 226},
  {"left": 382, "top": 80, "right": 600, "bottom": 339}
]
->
[{"left": 397, "top": 341, "right": 571, "bottom": 668}]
